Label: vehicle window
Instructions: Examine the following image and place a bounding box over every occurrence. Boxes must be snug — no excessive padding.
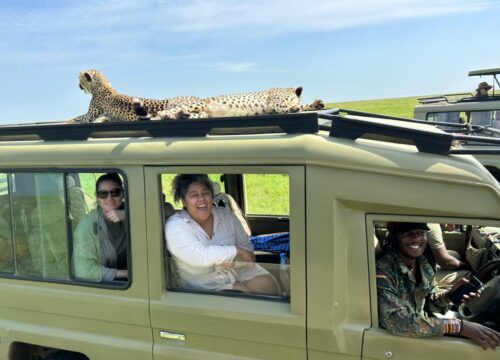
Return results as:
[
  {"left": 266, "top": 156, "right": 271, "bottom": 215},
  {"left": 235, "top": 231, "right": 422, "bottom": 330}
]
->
[
  {"left": 426, "top": 112, "right": 467, "bottom": 130},
  {"left": 374, "top": 220, "right": 500, "bottom": 338},
  {"left": 14, "top": 173, "right": 70, "bottom": 279},
  {"left": 244, "top": 174, "right": 290, "bottom": 216},
  {"left": 469, "top": 110, "right": 497, "bottom": 127},
  {"left": 162, "top": 173, "right": 290, "bottom": 301},
  {"left": 0, "top": 174, "right": 14, "bottom": 273},
  {"left": 72, "top": 172, "right": 129, "bottom": 284},
  {"left": 0, "top": 171, "right": 129, "bottom": 287}
]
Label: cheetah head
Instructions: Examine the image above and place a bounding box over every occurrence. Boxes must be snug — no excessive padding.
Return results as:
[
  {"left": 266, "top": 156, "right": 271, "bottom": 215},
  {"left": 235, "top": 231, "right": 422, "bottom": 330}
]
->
[
  {"left": 78, "top": 69, "right": 112, "bottom": 95},
  {"left": 279, "top": 86, "right": 303, "bottom": 113}
]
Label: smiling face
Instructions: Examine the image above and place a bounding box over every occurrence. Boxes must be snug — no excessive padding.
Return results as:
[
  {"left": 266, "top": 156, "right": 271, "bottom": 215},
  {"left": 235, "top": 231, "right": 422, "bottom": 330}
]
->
[
  {"left": 182, "top": 181, "right": 213, "bottom": 225},
  {"left": 396, "top": 229, "right": 428, "bottom": 262},
  {"left": 97, "top": 179, "right": 124, "bottom": 215}
]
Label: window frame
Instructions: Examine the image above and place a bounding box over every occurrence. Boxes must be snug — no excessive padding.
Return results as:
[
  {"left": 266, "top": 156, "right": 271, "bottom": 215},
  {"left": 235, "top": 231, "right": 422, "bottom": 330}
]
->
[
  {"left": 0, "top": 168, "right": 132, "bottom": 290},
  {"left": 366, "top": 213, "right": 500, "bottom": 332},
  {"left": 145, "top": 165, "right": 306, "bottom": 309}
]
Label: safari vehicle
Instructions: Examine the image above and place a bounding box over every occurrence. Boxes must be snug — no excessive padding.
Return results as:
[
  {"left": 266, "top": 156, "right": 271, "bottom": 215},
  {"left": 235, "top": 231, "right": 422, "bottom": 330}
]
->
[
  {"left": 0, "top": 111, "right": 500, "bottom": 360},
  {"left": 414, "top": 67, "right": 500, "bottom": 133}
]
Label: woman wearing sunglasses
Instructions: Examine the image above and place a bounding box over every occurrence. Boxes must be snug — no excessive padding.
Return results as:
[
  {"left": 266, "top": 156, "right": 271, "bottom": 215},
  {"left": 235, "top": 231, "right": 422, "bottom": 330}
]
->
[{"left": 73, "top": 173, "right": 128, "bottom": 282}]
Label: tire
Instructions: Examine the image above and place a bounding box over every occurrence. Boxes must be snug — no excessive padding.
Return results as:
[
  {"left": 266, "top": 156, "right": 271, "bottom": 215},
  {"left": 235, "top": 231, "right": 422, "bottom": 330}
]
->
[{"left": 43, "top": 350, "right": 88, "bottom": 360}]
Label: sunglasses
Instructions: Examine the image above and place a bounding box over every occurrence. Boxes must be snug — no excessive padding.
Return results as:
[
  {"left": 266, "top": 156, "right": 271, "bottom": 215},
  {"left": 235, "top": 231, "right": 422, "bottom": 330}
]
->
[{"left": 97, "top": 188, "right": 123, "bottom": 199}]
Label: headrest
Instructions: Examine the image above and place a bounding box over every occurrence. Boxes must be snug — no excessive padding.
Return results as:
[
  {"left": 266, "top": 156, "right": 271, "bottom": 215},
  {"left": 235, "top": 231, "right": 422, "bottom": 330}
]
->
[
  {"left": 212, "top": 181, "right": 221, "bottom": 195},
  {"left": 164, "top": 202, "right": 175, "bottom": 219},
  {"left": 66, "top": 176, "right": 76, "bottom": 188}
]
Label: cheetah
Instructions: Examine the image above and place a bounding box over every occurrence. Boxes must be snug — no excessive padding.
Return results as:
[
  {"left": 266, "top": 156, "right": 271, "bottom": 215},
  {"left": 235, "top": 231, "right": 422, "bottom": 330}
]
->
[
  {"left": 134, "top": 87, "right": 325, "bottom": 120},
  {"left": 70, "top": 69, "right": 201, "bottom": 123}
]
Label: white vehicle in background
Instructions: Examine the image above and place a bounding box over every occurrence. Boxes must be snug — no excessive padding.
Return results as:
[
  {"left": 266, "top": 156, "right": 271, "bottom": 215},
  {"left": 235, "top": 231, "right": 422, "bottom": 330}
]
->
[{"left": 414, "top": 67, "right": 500, "bottom": 136}]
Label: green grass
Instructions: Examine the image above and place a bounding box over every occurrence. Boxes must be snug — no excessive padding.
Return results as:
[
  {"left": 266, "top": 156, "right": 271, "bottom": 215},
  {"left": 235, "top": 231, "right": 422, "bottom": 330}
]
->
[
  {"left": 327, "top": 95, "right": 421, "bottom": 119},
  {"left": 244, "top": 174, "right": 289, "bottom": 215}
]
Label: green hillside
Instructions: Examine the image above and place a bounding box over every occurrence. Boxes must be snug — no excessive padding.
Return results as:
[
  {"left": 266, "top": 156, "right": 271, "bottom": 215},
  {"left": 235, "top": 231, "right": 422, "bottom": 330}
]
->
[
  {"left": 326, "top": 96, "right": 420, "bottom": 119},
  {"left": 327, "top": 89, "right": 500, "bottom": 119}
]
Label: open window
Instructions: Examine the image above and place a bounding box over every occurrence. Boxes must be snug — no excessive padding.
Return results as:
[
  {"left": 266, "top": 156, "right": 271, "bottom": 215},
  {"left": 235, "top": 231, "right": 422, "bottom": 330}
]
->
[
  {"left": 0, "top": 170, "right": 130, "bottom": 288},
  {"left": 370, "top": 218, "right": 500, "bottom": 336},
  {"left": 160, "top": 172, "right": 292, "bottom": 301}
]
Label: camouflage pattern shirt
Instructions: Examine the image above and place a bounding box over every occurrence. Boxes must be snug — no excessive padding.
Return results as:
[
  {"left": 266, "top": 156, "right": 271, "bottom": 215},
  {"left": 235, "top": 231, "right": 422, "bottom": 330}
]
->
[{"left": 376, "top": 251, "right": 451, "bottom": 337}]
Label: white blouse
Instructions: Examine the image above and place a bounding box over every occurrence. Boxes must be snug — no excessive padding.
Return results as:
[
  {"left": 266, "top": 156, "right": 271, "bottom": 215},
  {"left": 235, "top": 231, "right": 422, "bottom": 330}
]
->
[{"left": 165, "top": 207, "right": 267, "bottom": 291}]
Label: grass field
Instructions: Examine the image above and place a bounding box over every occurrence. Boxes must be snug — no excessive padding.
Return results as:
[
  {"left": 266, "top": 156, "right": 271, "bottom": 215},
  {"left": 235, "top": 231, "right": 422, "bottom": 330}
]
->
[{"left": 327, "top": 95, "right": 421, "bottom": 119}]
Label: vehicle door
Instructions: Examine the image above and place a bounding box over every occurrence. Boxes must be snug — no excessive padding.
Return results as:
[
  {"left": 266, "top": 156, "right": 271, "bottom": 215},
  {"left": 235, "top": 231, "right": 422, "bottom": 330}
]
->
[
  {"left": 145, "top": 165, "right": 307, "bottom": 360},
  {"left": 362, "top": 215, "right": 500, "bottom": 360},
  {"left": 0, "top": 168, "right": 152, "bottom": 359}
]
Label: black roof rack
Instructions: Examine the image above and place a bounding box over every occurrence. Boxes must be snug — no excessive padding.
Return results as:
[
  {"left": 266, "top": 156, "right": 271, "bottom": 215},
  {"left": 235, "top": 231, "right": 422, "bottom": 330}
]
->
[
  {"left": 322, "top": 108, "right": 472, "bottom": 130},
  {"left": 0, "top": 112, "right": 318, "bottom": 141},
  {"left": 319, "top": 108, "right": 500, "bottom": 155},
  {"left": 319, "top": 110, "right": 453, "bottom": 154},
  {"left": 2, "top": 108, "right": 498, "bottom": 157}
]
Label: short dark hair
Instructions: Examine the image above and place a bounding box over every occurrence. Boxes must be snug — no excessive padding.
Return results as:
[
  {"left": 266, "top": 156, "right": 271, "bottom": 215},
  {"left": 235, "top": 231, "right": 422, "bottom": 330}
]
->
[
  {"left": 172, "top": 174, "right": 214, "bottom": 203},
  {"left": 96, "top": 173, "right": 123, "bottom": 193}
]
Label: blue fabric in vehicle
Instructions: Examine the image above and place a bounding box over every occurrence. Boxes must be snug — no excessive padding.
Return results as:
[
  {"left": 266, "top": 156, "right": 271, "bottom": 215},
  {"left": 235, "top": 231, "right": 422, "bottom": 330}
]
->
[{"left": 250, "top": 232, "right": 289, "bottom": 252}]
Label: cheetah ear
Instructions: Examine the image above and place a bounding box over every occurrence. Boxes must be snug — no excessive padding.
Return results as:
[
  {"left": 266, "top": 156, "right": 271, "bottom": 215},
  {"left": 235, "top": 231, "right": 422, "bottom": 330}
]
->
[
  {"left": 84, "top": 72, "right": 92, "bottom": 82},
  {"left": 295, "top": 86, "right": 303, "bottom": 97}
]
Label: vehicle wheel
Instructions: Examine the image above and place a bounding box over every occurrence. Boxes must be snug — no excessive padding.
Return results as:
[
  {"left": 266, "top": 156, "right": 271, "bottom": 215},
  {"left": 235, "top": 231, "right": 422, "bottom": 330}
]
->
[{"left": 43, "top": 350, "right": 88, "bottom": 360}]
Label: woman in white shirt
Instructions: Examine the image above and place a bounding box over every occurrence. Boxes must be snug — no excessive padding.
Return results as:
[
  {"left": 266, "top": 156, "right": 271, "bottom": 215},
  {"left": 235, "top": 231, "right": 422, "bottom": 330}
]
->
[{"left": 165, "top": 174, "right": 279, "bottom": 295}]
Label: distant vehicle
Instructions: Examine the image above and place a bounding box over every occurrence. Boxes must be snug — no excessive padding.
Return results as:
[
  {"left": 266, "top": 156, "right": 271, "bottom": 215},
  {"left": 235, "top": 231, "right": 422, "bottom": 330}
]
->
[{"left": 414, "top": 67, "right": 500, "bottom": 135}]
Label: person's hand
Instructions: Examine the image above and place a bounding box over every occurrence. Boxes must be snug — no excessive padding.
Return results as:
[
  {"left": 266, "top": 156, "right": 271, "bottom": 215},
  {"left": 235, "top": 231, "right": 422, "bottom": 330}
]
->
[
  {"left": 236, "top": 247, "right": 255, "bottom": 264},
  {"left": 105, "top": 210, "right": 126, "bottom": 223},
  {"left": 115, "top": 269, "right": 128, "bottom": 280},
  {"left": 220, "top": 260, "right": 235, "bottom": 269},
  {"left": 461, "top": 321, "right": 500, "bottom": 349},
  {"left": 449, "top": 278, "right": 481, "bottom": 304}
]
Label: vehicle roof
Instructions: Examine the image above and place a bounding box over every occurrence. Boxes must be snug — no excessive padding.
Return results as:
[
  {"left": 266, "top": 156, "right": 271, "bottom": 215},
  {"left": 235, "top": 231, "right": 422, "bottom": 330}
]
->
[
  {"left": 469, "top": 67, "right": 500, "bottom": 76},
  {"left": 0, "top": 129, "right": 497, "bottom": 191},
  {"left": 0, "top": 113, "right": 497, "bottom": 191}
]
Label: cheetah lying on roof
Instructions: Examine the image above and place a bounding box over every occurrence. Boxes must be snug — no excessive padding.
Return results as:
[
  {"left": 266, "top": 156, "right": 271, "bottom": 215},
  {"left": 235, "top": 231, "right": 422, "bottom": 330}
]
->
[
  {"left": 134, "top": 87, "right": 324, "bottom": 120},
  {"left": 70, "top": 69, "right": 201, "bottom": 123}
]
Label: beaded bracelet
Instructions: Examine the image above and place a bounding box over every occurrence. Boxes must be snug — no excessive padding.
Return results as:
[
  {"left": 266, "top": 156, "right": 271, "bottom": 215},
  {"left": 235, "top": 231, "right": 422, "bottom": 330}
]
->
[{"left": 443, "top": 319, "right": 462, "bottom": 334}]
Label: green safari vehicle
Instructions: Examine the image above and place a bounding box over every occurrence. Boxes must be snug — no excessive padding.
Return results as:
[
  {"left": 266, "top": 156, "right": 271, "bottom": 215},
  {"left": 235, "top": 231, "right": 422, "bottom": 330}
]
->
[{"left": 0, "top": 112, "right": 499, "bottom": 359}]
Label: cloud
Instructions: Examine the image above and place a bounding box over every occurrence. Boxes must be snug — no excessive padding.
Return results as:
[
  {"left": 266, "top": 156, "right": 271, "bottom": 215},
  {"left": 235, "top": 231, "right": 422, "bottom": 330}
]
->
[
  {"left": 207, "top": 62, "right": 257, "bottom": 72},
  {"left": 152, "top": 0, "right": 495, "bottom": 35},
  {"left": 0, "top": 0, "right": 495, "bottom": 37},
  {"left": 0, "top": 0, "right": 496, "bottom": 66}
]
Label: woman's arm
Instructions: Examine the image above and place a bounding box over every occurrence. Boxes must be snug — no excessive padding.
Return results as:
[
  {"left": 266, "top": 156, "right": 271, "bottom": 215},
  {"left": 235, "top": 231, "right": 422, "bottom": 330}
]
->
[
  {"left": 73, "top": 214, "right": 118, "bottom": 281},
  {"left": 165, "top": 216, "right": 237, "bottom": 267}
]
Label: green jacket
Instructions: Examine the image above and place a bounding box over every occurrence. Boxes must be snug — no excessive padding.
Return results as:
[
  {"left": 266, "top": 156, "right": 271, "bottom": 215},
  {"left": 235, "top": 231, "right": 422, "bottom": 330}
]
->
[{"left": 73, "top": 209, "right": 126, "bottom": 282}]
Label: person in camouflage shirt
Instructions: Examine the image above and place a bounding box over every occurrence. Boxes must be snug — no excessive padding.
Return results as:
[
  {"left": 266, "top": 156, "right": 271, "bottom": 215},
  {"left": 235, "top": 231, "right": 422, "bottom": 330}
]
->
[{"left": 376, "top": 222, "right": 500, "bottom": 349}]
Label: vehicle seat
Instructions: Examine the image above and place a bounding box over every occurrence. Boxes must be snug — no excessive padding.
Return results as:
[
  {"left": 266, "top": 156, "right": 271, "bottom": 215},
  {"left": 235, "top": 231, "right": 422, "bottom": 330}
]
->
[
  {"left": 66, "top": 176, "right": 94, "bottom": 230},
  {"left": 163, "top": 201, "right": 175, "bottom": 222},
  {"left": 212, "top": 182, "right": 252, "bottom": 236},
  {"left": 162, "top": 196, "right": 181, "bottom": 288}
]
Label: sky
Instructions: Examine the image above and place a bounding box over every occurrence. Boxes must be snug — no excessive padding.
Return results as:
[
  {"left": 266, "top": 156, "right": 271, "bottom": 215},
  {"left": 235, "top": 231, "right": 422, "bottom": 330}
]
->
[{"left": 1, "top": 0, "right": 499, "bottom": 123}]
